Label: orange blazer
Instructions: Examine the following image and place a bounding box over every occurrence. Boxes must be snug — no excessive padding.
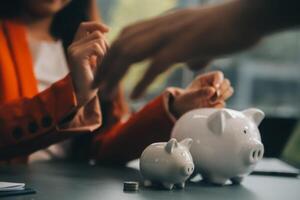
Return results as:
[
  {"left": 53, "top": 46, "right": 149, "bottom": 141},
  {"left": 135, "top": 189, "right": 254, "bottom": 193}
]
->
[
  {"left": 0, "top": 20, "right": 175, "bottom": 164},
  {"left": 0, "top": 20, "right": 102, "bottom": 163}
]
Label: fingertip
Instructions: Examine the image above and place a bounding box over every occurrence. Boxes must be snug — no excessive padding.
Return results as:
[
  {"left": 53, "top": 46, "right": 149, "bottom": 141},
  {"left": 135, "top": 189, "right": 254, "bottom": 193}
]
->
[
  {"left": 102, "top": 26, "right": 110, "bottom": 33},
  {"left": 101, "top": 23, "right": 110, "bottom": 30},
  {"left": 213, "top": 71, "right": 224, "bottom": 88},
  {"left": 228, "top": 86, "right": 234, "bottom": 95},
  {"left": 224, "top": 78, "right": 231, "bottom": 85}
]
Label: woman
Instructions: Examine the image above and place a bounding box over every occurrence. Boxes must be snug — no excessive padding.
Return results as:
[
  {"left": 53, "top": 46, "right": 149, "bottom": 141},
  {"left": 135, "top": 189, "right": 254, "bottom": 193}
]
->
[
  {"left": 0, "top": 0, "right": 105, "bottom": 163},
  {"left": 0, "top": 0, "right": 233, "bottom": 164}
]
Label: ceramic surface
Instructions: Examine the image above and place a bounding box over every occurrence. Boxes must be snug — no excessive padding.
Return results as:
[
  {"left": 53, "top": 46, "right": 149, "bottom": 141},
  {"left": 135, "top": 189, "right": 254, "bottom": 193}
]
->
[
  {"left": 171, "top": 108, "right": 265, "bottom": 185},
  {"left": 140, "top": 138, "right": 194, "bottom": 190}
]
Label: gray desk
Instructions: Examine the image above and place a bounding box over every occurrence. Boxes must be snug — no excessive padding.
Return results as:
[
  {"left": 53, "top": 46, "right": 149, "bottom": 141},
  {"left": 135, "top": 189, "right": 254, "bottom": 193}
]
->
[{"left": 0, "top": 161, "right": 299, "bottom": 200}]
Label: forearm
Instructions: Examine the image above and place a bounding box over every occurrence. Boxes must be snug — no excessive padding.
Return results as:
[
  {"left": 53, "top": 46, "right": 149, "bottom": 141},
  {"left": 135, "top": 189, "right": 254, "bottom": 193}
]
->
[
  {"left": 194, "top": 0, "right": 300, "bottom": 57},
  {"left": 92, "top": 95, "right": 175, "bottom": 164},
  {"left": 240, "top": 0, "right": 300, "bottom": 37},
  {"left": 0, "top": 75, "right": 102, "bottom": 160}
]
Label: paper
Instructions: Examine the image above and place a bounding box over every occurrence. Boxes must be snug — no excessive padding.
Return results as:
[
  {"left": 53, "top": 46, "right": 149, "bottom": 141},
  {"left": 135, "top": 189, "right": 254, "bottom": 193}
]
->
[{"left": 0, "top": 182, "right": 25, "bottom": 191}]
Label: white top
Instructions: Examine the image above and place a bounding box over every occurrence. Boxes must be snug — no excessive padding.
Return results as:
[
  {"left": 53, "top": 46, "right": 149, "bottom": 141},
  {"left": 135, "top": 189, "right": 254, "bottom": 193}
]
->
[
  {"left": 27, "top": 35, "right": 71, "bottom": 162},
  {"left": 28, "top": 36, "right": 69, "bottom": 91}
]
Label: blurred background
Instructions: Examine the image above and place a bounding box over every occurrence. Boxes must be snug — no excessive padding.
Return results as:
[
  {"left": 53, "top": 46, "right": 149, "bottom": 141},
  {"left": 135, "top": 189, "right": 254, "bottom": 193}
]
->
[{"left": 97, "top": 0, "right": 300, "bottom": 166}]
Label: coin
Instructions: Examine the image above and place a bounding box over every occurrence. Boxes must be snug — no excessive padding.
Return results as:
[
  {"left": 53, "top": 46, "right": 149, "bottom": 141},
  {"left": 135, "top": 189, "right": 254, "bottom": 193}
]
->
[{"left": 123, "top": 181, "right": 139, "bottom": 192}]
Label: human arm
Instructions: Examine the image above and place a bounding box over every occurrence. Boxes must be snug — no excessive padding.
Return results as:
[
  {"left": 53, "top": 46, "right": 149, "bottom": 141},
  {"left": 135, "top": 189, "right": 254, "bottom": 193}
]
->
[
  {"left": 91, "top": 71, "right": 233, "bottom": 164},
  {"left": 0, "top": 22, "right": 108, "bottom": 160},
  {"left": 93, "top": 0, "right": 300, "bottom": 99}
]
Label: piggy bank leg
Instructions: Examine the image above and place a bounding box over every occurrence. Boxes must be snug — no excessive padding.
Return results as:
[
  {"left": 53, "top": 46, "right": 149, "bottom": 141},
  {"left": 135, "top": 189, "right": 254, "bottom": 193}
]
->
[
  {"left": 188, "top": 170, "right": 199, "bottom": 181},
  {"left": 204, "top": 175, "right": 227, "bottom": 185},
  {"left": 162, "top": 182, "right": 174, "bottom": 190},
  {"left": 175, "top": 182, "right": 185, "bottom": 189},
  {"left": 143, "top": 180, "right": 152, "bottom": 187},
  {"left": 230, "top": 176, "right": 244, "bottom": 184}
]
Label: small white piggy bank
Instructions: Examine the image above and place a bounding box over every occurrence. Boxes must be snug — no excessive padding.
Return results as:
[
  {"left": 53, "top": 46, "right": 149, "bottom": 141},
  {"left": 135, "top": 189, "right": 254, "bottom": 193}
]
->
[
  {"left": 140, "top": 138, "right": 194, "bottom": 190},
  {"left": 172, "top": 108, "right": 265, "bottom": 185}
]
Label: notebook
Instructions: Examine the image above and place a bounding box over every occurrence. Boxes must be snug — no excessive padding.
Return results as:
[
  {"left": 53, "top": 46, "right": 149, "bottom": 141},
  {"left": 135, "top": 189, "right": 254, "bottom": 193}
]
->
[
  {"left": 252, "top": 158, "right": 300, "bottom": 177},
  {"left": 0, "top": 182, "right": 35, "bottom": 197}
]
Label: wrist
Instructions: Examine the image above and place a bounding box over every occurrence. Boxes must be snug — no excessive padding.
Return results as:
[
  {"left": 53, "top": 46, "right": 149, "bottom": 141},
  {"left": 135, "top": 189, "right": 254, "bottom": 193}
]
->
[{"left": 70, "top": 75, "right": 98, "bottom": 107}]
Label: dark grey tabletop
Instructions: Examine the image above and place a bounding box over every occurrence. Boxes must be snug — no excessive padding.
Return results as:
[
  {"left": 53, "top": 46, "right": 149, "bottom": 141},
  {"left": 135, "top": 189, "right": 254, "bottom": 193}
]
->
[{"left": 0, "top": 161, "right": 299, "bottom": 200}]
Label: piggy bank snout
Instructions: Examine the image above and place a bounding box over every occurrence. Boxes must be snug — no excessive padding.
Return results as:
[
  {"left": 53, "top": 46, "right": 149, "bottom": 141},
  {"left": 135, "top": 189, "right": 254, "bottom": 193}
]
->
[
  {"left": 245, "top": 140, "right": 264, "bottom": 164},
  {"left": 181, "top": 163, "right": 194, "bottom": 176}
]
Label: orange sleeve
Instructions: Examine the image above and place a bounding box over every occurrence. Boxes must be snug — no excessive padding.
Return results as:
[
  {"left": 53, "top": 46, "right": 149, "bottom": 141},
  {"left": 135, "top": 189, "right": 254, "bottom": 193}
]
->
[
  {"left": 92, "top": 94, "right": 175, "bottom": 164},
  {"left": 0, "top": 75, "right": 101, "bottom": 160}
]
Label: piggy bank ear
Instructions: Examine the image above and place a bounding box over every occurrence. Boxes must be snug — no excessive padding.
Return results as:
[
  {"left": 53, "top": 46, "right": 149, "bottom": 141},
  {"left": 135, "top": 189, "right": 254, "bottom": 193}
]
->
[
  {"left": 207, "top": 109, "right": 232, "bottom": 135},
  {"left": 165, "top": 138, "right": 178, "bottom": 154},
  {"left": 242, "top": 108, "right": 265, "bottom": 126},
  {"left": 179, "top": 138, "right": 193, "bottom": 150}
]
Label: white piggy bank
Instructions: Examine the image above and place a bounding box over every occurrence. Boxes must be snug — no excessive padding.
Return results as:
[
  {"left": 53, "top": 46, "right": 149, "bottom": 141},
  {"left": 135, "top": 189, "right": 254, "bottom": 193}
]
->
[
  {"left": 140, "top": 138, "right": 194, "bottom": 190},
  {"left": 172, "top": 108, "right": 265, "bottom": 185}
]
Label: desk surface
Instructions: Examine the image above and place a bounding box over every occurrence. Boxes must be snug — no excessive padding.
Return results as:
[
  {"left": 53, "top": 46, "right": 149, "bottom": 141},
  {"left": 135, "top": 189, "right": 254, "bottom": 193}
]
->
[{"left": 0, "top": 161, "right": 299, "bottom": 200}]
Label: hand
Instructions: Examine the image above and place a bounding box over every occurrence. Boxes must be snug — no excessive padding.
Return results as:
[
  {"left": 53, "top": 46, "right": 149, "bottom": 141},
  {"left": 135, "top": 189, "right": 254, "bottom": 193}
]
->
[
  {"left": 170, "top": 71, "right": 234, "bottom": 118},
  {"left": 93, "top": 0, "right": 260, "bottom": 99},
  {"left": 67, "top": 22, "right": 109, "bottom": 106}
]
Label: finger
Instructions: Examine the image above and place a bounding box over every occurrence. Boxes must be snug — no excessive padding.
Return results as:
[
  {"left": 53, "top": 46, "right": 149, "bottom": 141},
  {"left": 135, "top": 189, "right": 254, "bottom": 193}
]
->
[
  {"left": 130, "top": 56, "right": 175, "bottom": 99},
  {"left": 219, "top": 79, "right": 231, "bottom": 94},
  {"left": 92, "top": 42, "right": 121, "bottom": 89},
  {"left": 209, "top": 78, "right": 230, "bottom": 103},
  {"left": 90, "top": 55, "right": 98, "bottom": 71},
  {"left": 189, "top": 87, "right": 216, "bottom": 100},
  {"left": 102, "top": 20, "right": 168, "bottom": 94},
  {"left": 81, "top": 42, "right": 105, "bottom": 60},
  {"left": 101, "top": 60, "right": 131, "bottom": 98},
  {"left": 76, "top": 40, "right": 106, "bottom": 64},
  {"left": 95, "top": 39, "right": 141, "bottom": 95},
  {"left": 95, "top": 39, "right": 109, "bottom": 66},
  {"left": 211, "top": 71, "right": 225, "bottom": 89},
  {"left": 94, "top": 19, "right": 172, "bottom": 90},
  {"left": 74, "top": 30, "right": 105, "bottom": 45},
  {"left": 188, "top": 70, "right": 224, "bottom": 90},
  {"left": 103, "top": 38, "right": 110, "bottom": 52},
  {"left": 82, "top": 37, "right": 107, "bottom": 50},
  {"left": 220, "top": 87, "right": 234, "bottom": 101},
  {"left": 200, "top": 70, "right": 224, "bottom": 88},
  {"left": 74, "top": 22, "right": 109, "bottom": 41}
]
